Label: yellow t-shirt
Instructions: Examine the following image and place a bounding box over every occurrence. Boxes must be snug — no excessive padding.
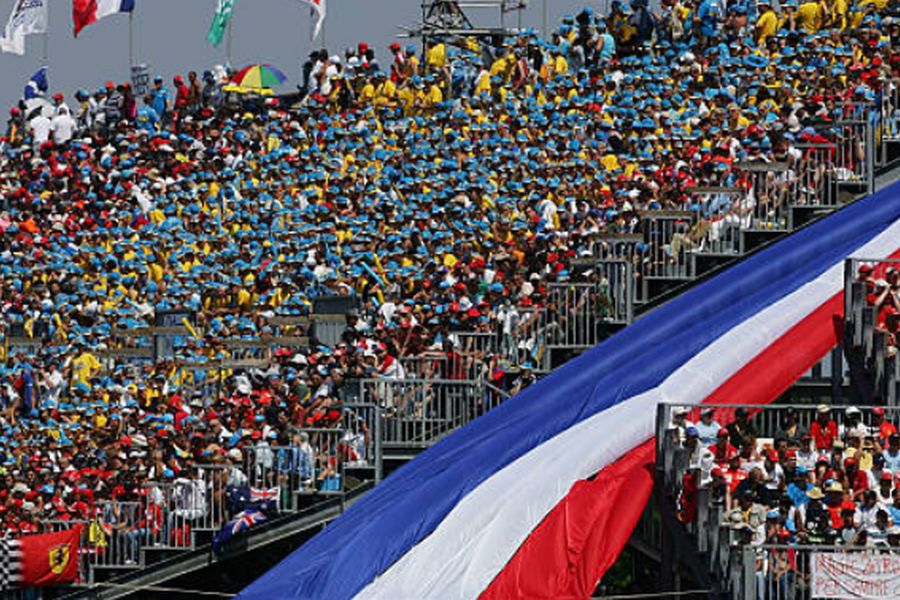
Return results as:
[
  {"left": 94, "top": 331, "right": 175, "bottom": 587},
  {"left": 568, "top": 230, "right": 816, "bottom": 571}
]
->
[
  {"left": 426, "top": 43, "right": 446, "bottom": 68},
  {"left": 756, "top": 11, "right": 778, "bottom": 45},
  {"left": 796, "top": 1, "right": 824, "bottom": 32},
  {"left": 71, "top": 352, "right": 101, "bottom": 387}
]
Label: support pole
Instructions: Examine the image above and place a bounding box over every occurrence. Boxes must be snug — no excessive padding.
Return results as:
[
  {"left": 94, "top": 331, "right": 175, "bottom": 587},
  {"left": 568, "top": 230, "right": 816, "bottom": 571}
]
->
[
  {"left": 226, "top": 16, "right": 234, "bottom": 65},
  {"left": 542, "top": 0, "right": 548, "bottom": 38},
  {"left": 129, "top": 11, "right": 135, "bottom": 67}
]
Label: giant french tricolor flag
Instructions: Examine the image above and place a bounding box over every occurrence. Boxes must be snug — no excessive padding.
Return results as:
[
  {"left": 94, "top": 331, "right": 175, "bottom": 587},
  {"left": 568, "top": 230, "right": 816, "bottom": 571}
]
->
[
  {"left": 72, "top": 0, "right": 134, "bottom": 37},
  {"left": 239, "top": 181, "right": 900, "bottom": 600}
]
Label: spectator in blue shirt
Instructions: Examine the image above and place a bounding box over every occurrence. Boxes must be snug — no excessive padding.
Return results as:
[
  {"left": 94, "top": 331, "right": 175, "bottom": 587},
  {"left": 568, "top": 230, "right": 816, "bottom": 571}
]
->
[
  {"left": 151, "top": 76, "right": 170, "bottom": 123},
  {"left": 695, "top": 407, "right": 723, "bottom": 445},
  {"left": 135, "top": 95, "right": 159, "bottom": 133},
  {"left": 883, "top": 434, "right": 900, "bottom": 472},
  {"left": 887, "top": 488, "right": 900, "bottom": 526},
  {"left": 787, "top": 466, "right": 810, "bottom": 506}
]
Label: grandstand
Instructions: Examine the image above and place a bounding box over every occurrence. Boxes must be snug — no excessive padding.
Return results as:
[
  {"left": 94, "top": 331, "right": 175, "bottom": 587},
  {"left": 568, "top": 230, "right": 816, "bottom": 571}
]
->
[{"left": 1, "top": 0, "right": 900, "bottom": 598}]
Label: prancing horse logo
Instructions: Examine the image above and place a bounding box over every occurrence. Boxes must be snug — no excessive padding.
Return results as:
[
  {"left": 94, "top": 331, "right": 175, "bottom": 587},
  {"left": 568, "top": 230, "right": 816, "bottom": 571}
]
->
[{"left": 48, "top": 544, "right": 70, "bottom": 575}]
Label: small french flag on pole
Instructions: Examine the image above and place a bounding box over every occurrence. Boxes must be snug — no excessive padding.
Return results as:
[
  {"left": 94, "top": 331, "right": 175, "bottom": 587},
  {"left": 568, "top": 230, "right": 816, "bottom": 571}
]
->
[{"left": 72, "top": 0, "right": 135, "bottom": 37}]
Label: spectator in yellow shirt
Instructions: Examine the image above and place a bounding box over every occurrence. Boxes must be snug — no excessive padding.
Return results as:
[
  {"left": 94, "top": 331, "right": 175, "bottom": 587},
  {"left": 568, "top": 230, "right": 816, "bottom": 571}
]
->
[
  {"left": 796, "top": 0, "right": 827, "bottom": 32},
  {"left": 756, "top": 1, "right": 779, "bottom": 45}
]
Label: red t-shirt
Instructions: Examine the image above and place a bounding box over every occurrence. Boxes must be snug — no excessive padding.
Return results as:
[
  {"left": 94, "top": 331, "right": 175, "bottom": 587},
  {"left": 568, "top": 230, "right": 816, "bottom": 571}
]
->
[{"left": 810, "top": 420, "right": 837, "bottom": 450}]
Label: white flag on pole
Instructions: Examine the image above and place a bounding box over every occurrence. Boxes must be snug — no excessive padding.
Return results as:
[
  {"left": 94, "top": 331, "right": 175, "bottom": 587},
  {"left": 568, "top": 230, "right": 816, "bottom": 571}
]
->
[
  {"left": 297, "top": 0, "right": 326, "bottom": 40},
  {"left": 0, "top": 0, "right": 48, "bottom": 55}
]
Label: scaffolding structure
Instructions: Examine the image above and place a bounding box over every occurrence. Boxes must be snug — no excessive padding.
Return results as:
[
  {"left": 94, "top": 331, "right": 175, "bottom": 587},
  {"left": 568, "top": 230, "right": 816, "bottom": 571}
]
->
[{"left": 402, "top": 0, "right": 528, "bottom": 46}]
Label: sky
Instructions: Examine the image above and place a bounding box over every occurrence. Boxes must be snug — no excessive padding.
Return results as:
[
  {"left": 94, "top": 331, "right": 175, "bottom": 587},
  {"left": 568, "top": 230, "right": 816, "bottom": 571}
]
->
[{"left": 0, "top": 0, "right": 601, "bottom": 111}]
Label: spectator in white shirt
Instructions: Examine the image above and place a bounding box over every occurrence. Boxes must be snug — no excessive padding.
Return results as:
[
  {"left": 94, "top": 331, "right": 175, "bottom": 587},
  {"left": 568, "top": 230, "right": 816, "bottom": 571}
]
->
[
  {"left": 796, "top": 433, "right": 819, "bottom": 471},
  {"left": 29, "top": 112, "right": 51, "bottom": 146},
  {"left": 51, "top": 105, "right": 77, "bottom": 144}
]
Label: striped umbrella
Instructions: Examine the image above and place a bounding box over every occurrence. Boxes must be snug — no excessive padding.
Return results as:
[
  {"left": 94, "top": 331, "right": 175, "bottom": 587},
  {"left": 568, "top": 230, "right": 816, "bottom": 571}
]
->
[{"left": 231, "top": 64, "right": 288, "bottom": 90}]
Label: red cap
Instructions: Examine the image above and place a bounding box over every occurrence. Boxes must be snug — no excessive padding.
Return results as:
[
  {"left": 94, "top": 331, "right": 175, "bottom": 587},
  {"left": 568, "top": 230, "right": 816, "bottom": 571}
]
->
[
  {"left": 882, "top": 472, "right": 893, "bottom": 481},
  {"left": 390, "top": 42, "right": 401, "bottom": 51},
  {"left": 174, "top": 76, "right": 184, "bottom": 84},
  {"left": 53, "top": 92, "right": 63, "bottom": 101},
  {"left": 767, "top": 450, "right": 779, "bottom": 461},
  {"left": 358, "top": 42, "right": 369, "bottom": 53},
  {"left": 859, "top": 264, "right": 874, "bottom": 273},
  {"left": 717, "top": 428, "right": 729, "bottom": 437},
  {"left": 873, "top": 407, "right": 885, "bottom": 416},
  {"left": 784, "top": 450, "right": 797, "bottom": 459},
  {"left": 105, "top": 81, "right": 115, "bottom": 89}
]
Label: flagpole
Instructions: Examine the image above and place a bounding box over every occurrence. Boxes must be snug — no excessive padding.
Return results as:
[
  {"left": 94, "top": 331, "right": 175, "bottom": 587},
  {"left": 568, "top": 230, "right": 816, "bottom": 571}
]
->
[
  {"left": 226, "top": 16, "right": 233, "bottom": 65},
  {"left": 42, "top": 0, "right": 49, "bottom": 65},
  {"left": 129, "top": 11, "right": 135, "bottom": 67}
]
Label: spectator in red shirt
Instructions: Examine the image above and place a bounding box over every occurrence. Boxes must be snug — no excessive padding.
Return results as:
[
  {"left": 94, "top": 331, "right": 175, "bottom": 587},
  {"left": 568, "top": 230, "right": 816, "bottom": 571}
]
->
[
  {"left": 173, "top": 75, "right": 191, "bottom": 123},
  {"left": 844, "top": 457, "right": 870, "bottom": 501},
  {"left": 709, "top": 428, "right": 738, "bottom": 464},
  {"left": 872, "top": 407, "right": 897, "bottom": 444},
  {"left": 810, "top": 405, "right": 838, "bottom": 451},
  {"left": 824, "top": 481, "right": 857, "bottom": 529}
]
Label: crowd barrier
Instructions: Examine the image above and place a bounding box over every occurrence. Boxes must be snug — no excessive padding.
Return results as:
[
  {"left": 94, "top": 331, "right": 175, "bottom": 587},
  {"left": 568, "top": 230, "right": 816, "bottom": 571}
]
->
[
  {"left": 835, "top": 120, "right": 875, "bottom": 194},
  {"left": 689, "top": 187, "right": 747, "bottom": 255},
  {"left": 641, "top": 210, "right": 698, "bottom": 287},
  {"left": 448, "top": 331, "right": 498, "bottom": 380},
  {"left": 744, "top": 162, "right": 795, "bottom": 230},
  {"left": 357, "top": 378, "right": 507, "bottom": 447},
  {"left": 499, "top": 306, "right": 551, "bottom": 371},
  {"left": 547, "top": 282, "right": 606, "bottom": 348},
  {"left": 880, "top": 79, "right": 900, "bottom": 166},
  {"left": 244, "top": 430, "right": 346, "bottom": 505}
]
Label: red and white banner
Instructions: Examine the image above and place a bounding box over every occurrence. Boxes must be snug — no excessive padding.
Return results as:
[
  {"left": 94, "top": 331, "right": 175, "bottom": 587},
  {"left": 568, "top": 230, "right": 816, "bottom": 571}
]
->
[{"left": 812, "top": 552, "right": 900, "bottom": 599}]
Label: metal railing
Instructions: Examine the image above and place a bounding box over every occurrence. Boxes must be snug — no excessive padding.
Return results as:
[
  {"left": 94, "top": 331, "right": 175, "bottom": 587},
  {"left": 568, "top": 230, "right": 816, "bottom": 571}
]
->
[
  {"left": 244, "top": 432, "right": 347, "bottom": 503},
  {"left": 547, "top": 282, "right": 607, "bottom": 348},
  {"left": 400, "top": 355, "right": 448, "bottom": 379},
  {"left": 448, "top": 331, "right": 498, "bottom": 380},
  {"left": 499, "top": 306, "right": 551, "bottom": 371},
  {"left": 744, "top": 163, "right": 795, "bottom": 230},
  {"left": 794, "top": 144, "right": 837, "bottom": 208},
  {"left": 689, "top": 187, "right": 747, "bottom": 255},
  {"left": 834, "top": 120, "right": 876, "bottom": 194},
  {"left": 641, "top": 210, "right": 698, "bottom": 283},
  {"left": 358, "top": 378, "right": 506, "bottom": 447}
]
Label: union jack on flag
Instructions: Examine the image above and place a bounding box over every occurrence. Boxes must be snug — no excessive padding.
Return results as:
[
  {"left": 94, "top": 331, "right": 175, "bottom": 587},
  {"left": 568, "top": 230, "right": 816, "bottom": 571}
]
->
[
  {"left": 213, "top": 510, "right": 267, "bottom": 554},
  {"left": 249, "top": 487, "right": 279, "bottom": 503}
]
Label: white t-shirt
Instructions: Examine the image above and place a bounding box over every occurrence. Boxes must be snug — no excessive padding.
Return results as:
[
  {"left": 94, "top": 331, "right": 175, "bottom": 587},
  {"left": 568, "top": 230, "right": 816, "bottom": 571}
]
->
[
  {"left": 30, "top": 115, "right": 52, "bottom": 144},
  {"left": 52, "top": 113, "right": 77, "bottom": 144}
]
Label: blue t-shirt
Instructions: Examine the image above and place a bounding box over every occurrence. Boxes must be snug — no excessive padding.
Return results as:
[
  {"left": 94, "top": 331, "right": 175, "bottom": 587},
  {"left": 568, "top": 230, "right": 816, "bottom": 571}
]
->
[
  {"left": 787, "top": 482, "right": 809, "bottom": 506},
  {"left": 152, "top": 87, "right": 170, "bottom": 117},
  {"left": 136, "top": 105, "right": 159, "bottom": 132}
]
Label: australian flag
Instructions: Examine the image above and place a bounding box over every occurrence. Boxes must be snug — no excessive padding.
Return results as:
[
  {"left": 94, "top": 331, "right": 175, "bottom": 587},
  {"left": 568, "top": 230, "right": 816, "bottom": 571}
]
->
[
  {"left": 226, "top": 486, "right": 280, "bottom": 515},
  {"left": 212, "top": 510, "right": 266, "bottom": 554}
]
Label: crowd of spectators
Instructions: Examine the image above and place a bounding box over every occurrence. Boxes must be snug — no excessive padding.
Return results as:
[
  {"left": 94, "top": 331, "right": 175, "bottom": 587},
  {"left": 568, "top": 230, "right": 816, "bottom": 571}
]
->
[
  {"left": 0, "top": 0, "right": 896, "bottom": 552},
  {"left": 672, "top": 404, "right": 900, "bottom": 596}
]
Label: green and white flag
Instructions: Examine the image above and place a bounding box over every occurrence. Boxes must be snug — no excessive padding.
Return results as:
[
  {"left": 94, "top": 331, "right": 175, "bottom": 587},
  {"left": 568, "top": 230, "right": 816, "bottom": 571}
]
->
[{"left": 207, "top": 0, "right": 235, "bottom": 47}]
